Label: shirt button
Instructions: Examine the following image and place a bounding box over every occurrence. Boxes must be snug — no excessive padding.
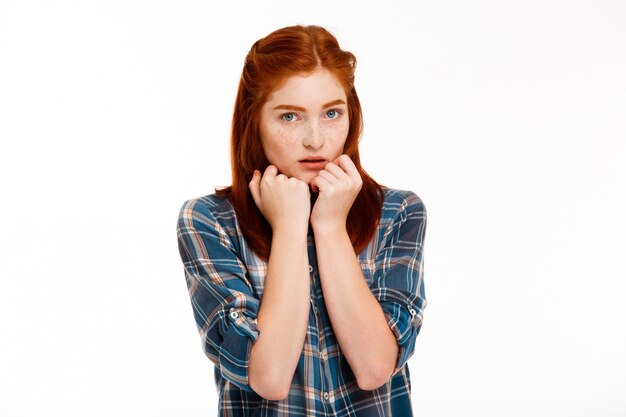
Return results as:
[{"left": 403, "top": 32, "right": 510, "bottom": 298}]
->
[
  {"left": 320, "top": 351, "right": 326, "bottom": 361},
  {"left": 323, "top": 392, "right": 329, "bottom": 400},
  {"left": 309, "top": 265, "right": 313, "bottom": 272},
  {"left": 229, "top": 308, "right": 239, "bottom": 319},
  {"left": 409, "top": 308, "right": 417, "bottom": 317}
]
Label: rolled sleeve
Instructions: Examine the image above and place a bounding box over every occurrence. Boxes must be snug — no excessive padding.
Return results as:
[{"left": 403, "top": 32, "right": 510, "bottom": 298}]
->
[
  {"left": 176, "top": 198, "right": 260, "bottom": 392},
  {"left": 370, "top": 191, "right": 427, "bottom": 377}
]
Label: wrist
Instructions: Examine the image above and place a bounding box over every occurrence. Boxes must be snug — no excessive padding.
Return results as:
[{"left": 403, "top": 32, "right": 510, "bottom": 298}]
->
[
  {"left": 311, "top": 220, "right": 347, "bottom": 237},
  {"left": 272, "top": 224, "right": 309, "bottom": 241}
]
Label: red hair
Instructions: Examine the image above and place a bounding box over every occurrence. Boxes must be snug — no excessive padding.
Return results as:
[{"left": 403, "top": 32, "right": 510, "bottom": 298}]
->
[{"left": 215, "top": 25, "right": 385, "bottom": 262}]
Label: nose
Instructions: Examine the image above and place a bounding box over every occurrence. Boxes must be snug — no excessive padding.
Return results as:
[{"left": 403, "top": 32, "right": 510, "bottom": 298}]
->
[{"left": 302, "top": 121, "right": 324, "bottom": 150}]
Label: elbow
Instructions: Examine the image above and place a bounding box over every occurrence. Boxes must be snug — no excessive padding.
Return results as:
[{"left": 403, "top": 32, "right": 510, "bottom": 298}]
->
[
  {"left": 356, "top": 341, "right": 398, "bottom": 391},
  {"left": 356, "top": 373, "right": 386, "bottom": 392},
  {"left": 249, "top": 371, "right": 290, "bottom": 401},
  {"left": 249, "top": 353, "right": 291, "bottom": 400},
  {"left": 356, "top": 363, "right": 394, "bottom": 391},
  {"left": 248, "top": 338, "right": 292, "bottom": 400}
]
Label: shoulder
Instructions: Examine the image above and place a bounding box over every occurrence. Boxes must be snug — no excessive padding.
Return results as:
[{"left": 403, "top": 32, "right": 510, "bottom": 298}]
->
[
  {"left": 380, "top": 186, "right": 427, "bottom": 221},
  {"left": 177, "top": 192, "right": 238, "bottom": 233},
  {"left": 179, "top": 192, "right": 234, "bottom": 218},
  {"left": 370, "top": 187, "right": 427, "bottom": 256}
]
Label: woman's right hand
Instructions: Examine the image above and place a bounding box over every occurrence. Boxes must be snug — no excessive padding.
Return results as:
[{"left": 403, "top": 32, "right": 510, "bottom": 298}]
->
[{"left": 249, "top": 165, "right": 311, "bottom": 235}]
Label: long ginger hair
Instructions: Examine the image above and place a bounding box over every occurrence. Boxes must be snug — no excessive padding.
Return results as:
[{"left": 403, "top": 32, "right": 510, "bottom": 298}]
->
[{"left": 215, "top": 25, "right": 384, "bottom": 262}]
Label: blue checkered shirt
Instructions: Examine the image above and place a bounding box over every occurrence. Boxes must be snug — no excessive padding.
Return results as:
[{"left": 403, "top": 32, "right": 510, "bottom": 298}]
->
[{"left": 176, "top": 187, "right": 427, "bottom": 416}]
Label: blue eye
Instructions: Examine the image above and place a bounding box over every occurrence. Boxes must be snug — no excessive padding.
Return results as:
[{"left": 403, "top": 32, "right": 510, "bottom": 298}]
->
[
  {"left": 326, "top": 109, "right": 341, "bottom": 119},
  {"left": 281, "top": 113, "right": 297, "bottom": 122}
]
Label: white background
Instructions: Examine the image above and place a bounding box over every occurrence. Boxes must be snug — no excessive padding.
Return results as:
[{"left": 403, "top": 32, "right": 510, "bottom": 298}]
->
[{"left": 1, "top": 1, "right": 625, "bottom": 416}]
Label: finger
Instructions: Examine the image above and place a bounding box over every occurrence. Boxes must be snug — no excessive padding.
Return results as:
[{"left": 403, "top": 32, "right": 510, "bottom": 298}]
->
[
  {"left": 310, "top": 176, "right": 322, "bottom": 193},
  {"left": 317, "top": 169, "right": 337, "bottom": 183},
  {"left": 288, "top": 176, "right": 309, "bottom": 189},
  {"left": 336, "top": 155, "right": 361, "bottom": 182},
  {"left": 322, "top": 162, "right": 347, "bottom": 179},
  {"left": 249, "top": 170, "right": 262, "bottom": 209},
  {"left": 312, "top": 176, "right": 331, "bottom": 192},
  {"left": 264, "top": 164, "right": 278, "bottom": 178}
]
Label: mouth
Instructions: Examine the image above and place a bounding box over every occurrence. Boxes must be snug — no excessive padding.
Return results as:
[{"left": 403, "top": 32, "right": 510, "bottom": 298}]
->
[
  {"left": 299, "top": 157, "right": 326, "bottom": 162},
  {"left": 299, "top": 158, "right": 327, "bottom": 170}
]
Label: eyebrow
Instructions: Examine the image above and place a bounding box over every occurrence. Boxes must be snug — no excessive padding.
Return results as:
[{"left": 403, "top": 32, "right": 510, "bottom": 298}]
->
[{"left": 272, "top": 99, "right": 346, "bottom": 112}]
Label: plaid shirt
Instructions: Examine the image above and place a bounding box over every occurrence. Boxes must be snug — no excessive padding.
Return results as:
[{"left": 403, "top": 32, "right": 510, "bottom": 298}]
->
[{"left": 176, "top": 187, "right": 427, "bottom": 416}]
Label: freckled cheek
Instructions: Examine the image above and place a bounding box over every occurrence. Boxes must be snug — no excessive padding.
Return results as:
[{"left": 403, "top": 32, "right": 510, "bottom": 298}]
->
[
  {"left": 267, "top": 125, "right": 308, "bottom": 153},
  {"left": 264, "top": 125, "right": 302, "bottom": 163},
  {"left": 321, "top": 120, "right": 350, "bottom": 148},
  {"left": 277, "top": 122, "right": 347, "bottom": 142},
  {"left": 265, "top": 121, "right": 348, "bottom": 155},
  {"left": 284, "top": 124, "right": 308, "bottom": 141},
  {"left": 321, "top": 122, "right": 347, "bottom": 138}
]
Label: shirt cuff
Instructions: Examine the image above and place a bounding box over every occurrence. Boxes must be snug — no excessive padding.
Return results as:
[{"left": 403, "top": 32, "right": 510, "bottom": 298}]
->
[
  {"left": 213, "top": 307, "right": 261, "bottom": 392},
  {"left": 371, "top": 287, "right": 425, "bottom": 376}
]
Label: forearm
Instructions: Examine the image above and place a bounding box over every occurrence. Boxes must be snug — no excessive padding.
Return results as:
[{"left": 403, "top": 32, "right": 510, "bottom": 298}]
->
[
  {"left": 248, "top": 227, "right": 310, "bottom": 399},
  {"left": 313, "top": 224, "right": 398, "bottom": 390}
]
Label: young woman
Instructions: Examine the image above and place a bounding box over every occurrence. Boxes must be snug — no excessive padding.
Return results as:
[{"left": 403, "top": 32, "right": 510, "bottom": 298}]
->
[{"left": 176, "top": 24, "right": 427, "bottom": 416}]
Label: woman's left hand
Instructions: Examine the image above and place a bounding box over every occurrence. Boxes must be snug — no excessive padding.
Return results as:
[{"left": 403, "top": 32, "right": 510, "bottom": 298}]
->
[{"left": 310, "top": 154, "right": 363, "bottom": 232}]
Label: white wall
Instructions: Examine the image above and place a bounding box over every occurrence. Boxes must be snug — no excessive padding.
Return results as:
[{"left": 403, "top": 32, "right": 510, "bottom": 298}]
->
[{"left": 1, "top": 1, "right": 624, "bottom": 415}]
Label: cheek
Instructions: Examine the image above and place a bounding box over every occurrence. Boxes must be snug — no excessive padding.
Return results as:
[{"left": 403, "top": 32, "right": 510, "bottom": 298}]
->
[
  {"left": 262, "top": 123, "right": 304, "bottom": 159},
  {"left": 322, "top": 119, "right": 350, "bottom": 144},
  {"left": 272, "top": 124, "right": 307, "bottom": 145}
]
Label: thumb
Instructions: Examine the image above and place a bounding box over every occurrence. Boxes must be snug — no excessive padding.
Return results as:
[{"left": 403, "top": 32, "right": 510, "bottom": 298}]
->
[{"left": 248, "top": 170, "right": 262, "bottom": 210}]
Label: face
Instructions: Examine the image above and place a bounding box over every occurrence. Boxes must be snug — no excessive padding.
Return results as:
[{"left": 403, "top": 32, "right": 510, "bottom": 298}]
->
[{"left": 258, "top": 68, "right": 350, "bottom": 186}]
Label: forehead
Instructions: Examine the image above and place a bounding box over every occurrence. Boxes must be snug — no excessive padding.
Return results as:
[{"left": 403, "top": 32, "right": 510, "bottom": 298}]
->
[{"left": 264, "top": 68, "right": 347, "bottom": 106}]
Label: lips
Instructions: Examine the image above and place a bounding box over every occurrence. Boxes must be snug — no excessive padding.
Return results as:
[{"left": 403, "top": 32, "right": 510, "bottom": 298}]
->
[
  {"left": 299, "top": 159, "right": 327, "bottom": 170},
  {"left": 299, "top": 156, "right": 326, "bottom": 162}
]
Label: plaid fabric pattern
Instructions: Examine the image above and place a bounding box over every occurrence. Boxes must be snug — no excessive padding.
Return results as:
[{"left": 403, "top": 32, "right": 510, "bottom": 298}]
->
[{"left": 176, "top": 187, "right": 427, "bottom": 416}]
